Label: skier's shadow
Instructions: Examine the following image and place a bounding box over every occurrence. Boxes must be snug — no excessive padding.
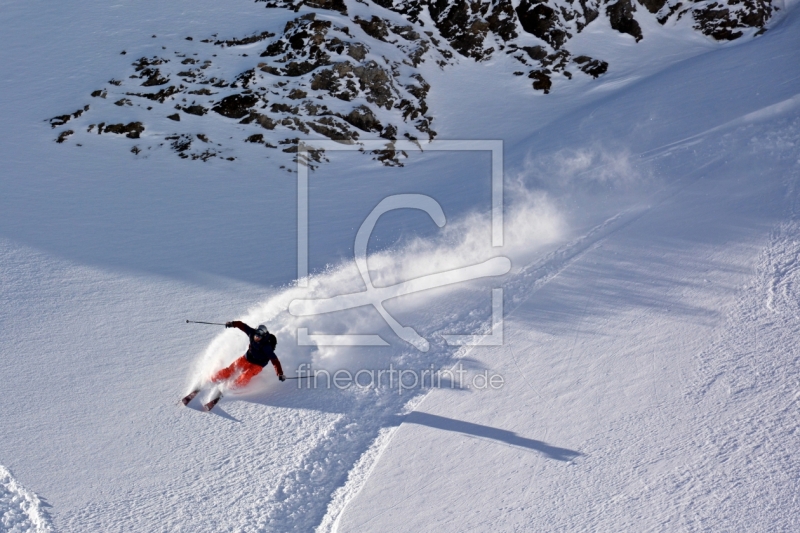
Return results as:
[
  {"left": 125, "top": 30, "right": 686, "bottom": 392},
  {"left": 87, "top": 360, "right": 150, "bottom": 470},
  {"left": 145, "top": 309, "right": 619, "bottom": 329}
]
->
[
  {"left": 401, "top": 411, "right": 582, "bottom": 461},
  {"left": 185, "top": 403, "right": 241, "bottom": 422}
]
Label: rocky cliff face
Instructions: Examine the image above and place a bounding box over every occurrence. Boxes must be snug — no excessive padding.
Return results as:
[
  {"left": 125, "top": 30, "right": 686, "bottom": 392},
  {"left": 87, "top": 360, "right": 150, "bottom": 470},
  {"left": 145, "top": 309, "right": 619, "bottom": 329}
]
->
[{"left": 49, "top": 0, "right": 778, "bottom": 164}]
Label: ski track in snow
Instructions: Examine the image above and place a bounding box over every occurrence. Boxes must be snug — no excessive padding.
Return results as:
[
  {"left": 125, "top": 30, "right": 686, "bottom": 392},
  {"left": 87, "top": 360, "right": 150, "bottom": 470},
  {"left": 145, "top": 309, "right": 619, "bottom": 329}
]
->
[
  {"left": 266, "top": 204, "right": 678, "bottom": 529},
  {"left": 0, "top": 466, "right": 52, "bottom": 533},
  {"left": 251, "top": 216, "right": 640, "bottom": 531}
]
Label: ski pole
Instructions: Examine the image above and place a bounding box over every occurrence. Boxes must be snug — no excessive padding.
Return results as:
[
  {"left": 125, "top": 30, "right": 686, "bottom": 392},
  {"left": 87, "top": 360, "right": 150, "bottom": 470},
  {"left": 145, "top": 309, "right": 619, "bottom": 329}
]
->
[{"left": 186, "top": 320, "right": 227, "bottom": 326}]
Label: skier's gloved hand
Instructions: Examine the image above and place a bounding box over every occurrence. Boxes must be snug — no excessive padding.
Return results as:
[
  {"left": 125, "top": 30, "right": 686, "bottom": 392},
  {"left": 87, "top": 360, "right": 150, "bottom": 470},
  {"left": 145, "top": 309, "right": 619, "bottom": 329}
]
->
[
  {"left": 225, "top": 322, "right": 233, "bottom": 328},
  {"left": 279, "top": 374, "right": 286, "bottom": 382}
]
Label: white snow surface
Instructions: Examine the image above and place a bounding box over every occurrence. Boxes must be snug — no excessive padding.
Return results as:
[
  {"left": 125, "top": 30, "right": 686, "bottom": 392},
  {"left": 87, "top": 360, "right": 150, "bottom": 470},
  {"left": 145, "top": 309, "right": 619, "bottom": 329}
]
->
[
  {"left": 2, "top": 0, "right": 800, "bottom": 531},
  {"left": 0, "top": 466, "right": 52, "bottom": 533}
]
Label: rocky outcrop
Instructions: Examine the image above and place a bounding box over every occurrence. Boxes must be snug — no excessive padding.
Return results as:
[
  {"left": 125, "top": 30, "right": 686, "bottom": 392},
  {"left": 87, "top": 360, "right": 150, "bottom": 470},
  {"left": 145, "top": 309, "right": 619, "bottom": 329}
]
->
[
  {"left": 689, "top": 0, "right": 773, "bottom": 40},
  {"left": 516, "top": 0, "right": 571, "bottom": 49},
  {"left": 607, "top": 0, "right": 643, "bottom": 41},
  {"left": 49, "top": 0, "right": 778, "bottom": 163}
]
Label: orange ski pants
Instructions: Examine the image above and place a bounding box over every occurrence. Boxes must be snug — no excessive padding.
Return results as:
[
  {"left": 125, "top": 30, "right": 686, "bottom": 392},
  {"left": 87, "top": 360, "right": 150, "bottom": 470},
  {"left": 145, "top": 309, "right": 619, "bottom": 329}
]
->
[{"left": 211, "top": 356, "right": 263, "bottom": 389}]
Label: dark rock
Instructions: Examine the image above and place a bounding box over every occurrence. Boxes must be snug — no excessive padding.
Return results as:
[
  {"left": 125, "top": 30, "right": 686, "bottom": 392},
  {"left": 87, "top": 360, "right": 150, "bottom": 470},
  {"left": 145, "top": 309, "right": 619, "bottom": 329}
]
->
[
  {"left": 342, "top": 105, "right": 382, "bottom": 132},
  {"left": 392, "top": 24, "right": 420, "bottom": 41},
  {"left": 239, "top": 111, "right": 277, "bottom": 130},
  {"left": 246, "top": 133, "right": 265, "bottom": 143},
  {"left": 49, "top": 114, "right": 73, "bottom": 128},
  {"left": 410, "top": 40, "right": 432, "bottom": 67},
  {"left": 288, "top": 88, "right": 308, "bottom": 99},
  {"left": 283, "top": 60, "right": 323, "bottom": 76},
  {"left": 232, "top": 69, "right": 258, "bottom": 89},
  {"left": 132, "top": 57, "right": 169, "bottom": 87},
  {"left": 326, "top": 36, "right": 346, "bottom": 54},
  {"left": 214, "top": 30, "right": 275, "bottom": 47},
  {"left": 694, "top": 7, "right": 744, "bottom": 40},
  {"left": 191, "top": 149, "right": 220, "bottom": 162},
  {"left": 738, "top": 0, "right": 773, "bottom": 28},
  {"left": 522, "top": 46, "right": 548, "bottom": 61},
  {"left": 607, "top": 0, "right": 643, "bottom": 42},
  {"left": 133, "top": 56, "right": 169, "bottom": 73},
  {"left": 261, "top": 40, "right": 286, "bottom": 57},
  {"left": 529, "top": 70, "right": 552, "bottom": 93},
  {"left": 212, "top": 94, "right": 259, "bottom": 118},
  {"left": 371, "top": 140, "right": 407, "bottom": 166},
  {"left": 381, "top": 124, "right": 398, "bottom": 140},
  {"left": 56, "top": 130, "right": 74, "bottom": 143},
  {"left": 486, "top": 0, "right": 519, "bottom": 43},
  {"left": 103, "top": 122, "right": 145, "bottom": 138},
  {"left": 271, "top": 102, "right": 300, "bottom": 114},
  {"left": 167, "top": 113, "right": 181, "bottom": 121},
  {"left": 353, "top": 61, "right": 394, "bottom": 108},
  {"left": 289, "top": 31, "right": 310, "bottom": 50},
  {"left": 166, "top": 134, "right": 192, "bottom": 152},
  {"left": 428, "top": 0, "right": 489, "bottom": 58},
  {"left": 573, "top": 56, "right": 609, "bottom": 77},
  {"left": 516, "top": 0, "right": 571, "bottom": 49},
  {"left": 126, "top": 86, "right": 179, "bottom": 103},
  {"left": 541, "top": 49, "right": 571, "bottom": 71},
  {"left": 578, "top": 0, "right": 599, "bottom": 29},
  {"left": 690, "top": 0, "right": 772, "bottom": 41},
  {"left": 347, "top": 43, "right": 368, "bottom": 61},
  {"left": 183, "top": 105, "right": 207, "bottom": 116},
  {"left": 307, "top": 0, "right": 347, "bottom": 13},
  {"left": 49, "top": 106, "right": 88, "bottom": 128},
  {"left": 311, "top": 64, "right": 346, "bottom": 93},
  {"left": 355, "top": 16, "right": 390, "bottom": 42},
  {"left": 308, "top": 117, "right": 358, "bottom": 142},
  {"left": 257, "top": 0, "right": 346, "bottom": 14},
  {"left": 259, "top": 63, "right": 281, "bottom": 75}
]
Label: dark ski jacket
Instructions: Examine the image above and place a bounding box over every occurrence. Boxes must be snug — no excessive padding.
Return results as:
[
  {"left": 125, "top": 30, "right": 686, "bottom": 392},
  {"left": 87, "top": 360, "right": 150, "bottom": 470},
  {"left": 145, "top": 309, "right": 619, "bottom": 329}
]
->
[{"left": 229, "top": 321, "right": 284, "bottom": 376}]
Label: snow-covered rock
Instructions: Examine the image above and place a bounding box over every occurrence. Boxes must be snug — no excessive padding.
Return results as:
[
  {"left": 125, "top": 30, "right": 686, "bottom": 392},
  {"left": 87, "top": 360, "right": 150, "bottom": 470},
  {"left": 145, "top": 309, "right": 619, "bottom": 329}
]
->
[{"left": 47, "top": 0, "right": 781, "bottom": 163}]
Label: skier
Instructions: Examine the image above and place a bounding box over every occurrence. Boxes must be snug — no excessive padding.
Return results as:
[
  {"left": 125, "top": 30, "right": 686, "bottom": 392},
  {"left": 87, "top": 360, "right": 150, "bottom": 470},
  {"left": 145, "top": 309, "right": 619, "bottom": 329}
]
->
[
  {"left": 182, "top": 321, "right": 285, "bottom": 410},
  {"left": 212, "top": 321, "right": 286, "bottom": 386}
]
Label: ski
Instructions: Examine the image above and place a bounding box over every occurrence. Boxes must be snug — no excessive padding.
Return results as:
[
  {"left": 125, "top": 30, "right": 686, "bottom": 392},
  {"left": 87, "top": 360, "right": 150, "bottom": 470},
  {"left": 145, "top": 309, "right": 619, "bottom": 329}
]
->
[
  {"left": 203, "top": 392, "right": 223, "bottom": 412},
  {"left": 180, "top": 389, "right": 200, "bottom": 406}
]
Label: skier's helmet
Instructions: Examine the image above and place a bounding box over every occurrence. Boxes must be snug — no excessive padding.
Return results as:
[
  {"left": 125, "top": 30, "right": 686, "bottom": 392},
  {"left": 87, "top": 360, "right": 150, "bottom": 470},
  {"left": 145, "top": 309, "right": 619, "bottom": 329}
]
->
[{"left": 256, "top": 325, "right": 269, "bottom": 337}]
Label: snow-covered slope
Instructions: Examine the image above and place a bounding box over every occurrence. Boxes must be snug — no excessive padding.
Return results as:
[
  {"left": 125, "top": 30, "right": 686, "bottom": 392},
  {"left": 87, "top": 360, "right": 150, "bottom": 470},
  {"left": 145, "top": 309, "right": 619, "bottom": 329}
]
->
[
  {"left": 336, "top": 90, "right": 800, "bottom": 532},
  {"left": 1, "top": 0, "right": 799, "bottom": 531}
]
